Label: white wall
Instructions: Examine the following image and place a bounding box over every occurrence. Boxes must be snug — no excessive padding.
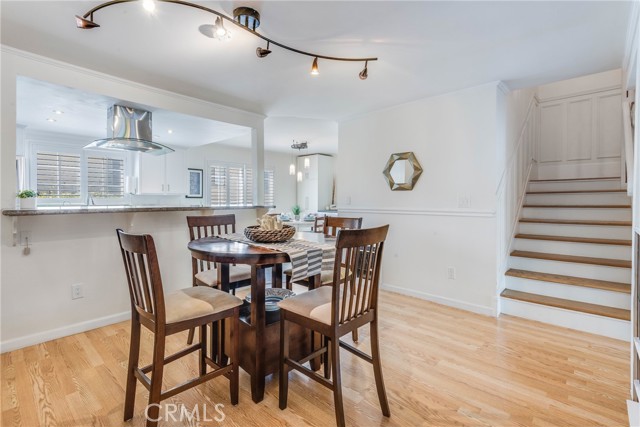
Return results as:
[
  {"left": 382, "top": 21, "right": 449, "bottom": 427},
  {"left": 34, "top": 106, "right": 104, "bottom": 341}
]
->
[
  {"left": 338, "top": 82, "right": 501, "bottom": 315},
  {"left": 536, "top": 69, "right": 624, "bottom": 179},
  {"left": 496, "top": 86, "right": 538, "bottom": 290}
]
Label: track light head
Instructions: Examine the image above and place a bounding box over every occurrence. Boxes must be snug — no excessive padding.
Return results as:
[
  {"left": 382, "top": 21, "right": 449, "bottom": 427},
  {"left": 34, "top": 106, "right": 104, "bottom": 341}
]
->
[
  {"left": 256, "top": 41, "right": 271, "bottom": 58},
  {"left": 75, "top": 15, "right": 100, "bottom": 29},
  {"left": 213, "top": 16, "right": 230, "bottom": 40},
  {"left": 311, "top": 57, "right": 319, "bottom": 76},
  {"left": 359, "top": 61, "right": 368, "bottom": 80}
]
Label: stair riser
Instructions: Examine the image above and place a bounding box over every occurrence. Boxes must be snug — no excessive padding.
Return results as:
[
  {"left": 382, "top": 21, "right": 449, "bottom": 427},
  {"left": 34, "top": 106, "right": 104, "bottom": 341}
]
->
[
  {"left": 513, "top": 239, "right": 631, "bottom": 260},
  {"left": 521, "top": 207, "right": 631, "bottom": 221},
  {"left": 505, "top": 276, "right": 630, "bottom": 309},
  {"left": 518, "top": 223, "right": 632, "bottom": 240},
  {"left": 525, "top": 193, "right": 630, "bottom": 205},
  {"left": 508, "top": 256, "right": 630, "bottom": 283},
  {"left": 528, "top": 180, "right": 623, "bottom": 192},
  {"left": 500, "top": 298, "right": 629, "bottom": 341}
]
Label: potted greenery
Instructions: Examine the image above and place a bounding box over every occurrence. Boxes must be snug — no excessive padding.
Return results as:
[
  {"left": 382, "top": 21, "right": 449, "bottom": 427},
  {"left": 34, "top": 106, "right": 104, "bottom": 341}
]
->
[
  {"left": 291, "top": 204, "right": 301, "bottom": 221},
  {"left": 17, "top": 190, "right": 37, "bottom": 209}
]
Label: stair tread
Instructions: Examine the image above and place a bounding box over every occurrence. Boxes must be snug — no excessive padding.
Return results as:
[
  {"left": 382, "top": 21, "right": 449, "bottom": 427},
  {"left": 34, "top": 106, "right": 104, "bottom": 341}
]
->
[
  {"left": 510, "top": 250, "right": 631, "bottom": 268},
  {"left": 505, "top": 269, "right": 630, "bottom": 293},
  {"left": 527, "top": 189, "right": 627, "bottom": 194},
  {"left": 515, "top": 234, "right": 631, "bottom": 246},
  {"left": 520, "top": 218, "right": 631, "bottom": 226},
  {"left": 523, "top": 204, "right": 631, "bottom": 208},
  {"left": 529, "top": 177, "right": 620, "bottom": 182},
  {"left": 500, "top": 289, "right": 630, "bottom": 320}
]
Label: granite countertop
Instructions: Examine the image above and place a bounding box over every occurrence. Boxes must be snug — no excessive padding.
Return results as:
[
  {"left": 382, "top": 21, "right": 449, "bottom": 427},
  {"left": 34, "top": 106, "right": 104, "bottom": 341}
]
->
[{"left": 2, "top": 205, "right": 273, "bottom": 216}]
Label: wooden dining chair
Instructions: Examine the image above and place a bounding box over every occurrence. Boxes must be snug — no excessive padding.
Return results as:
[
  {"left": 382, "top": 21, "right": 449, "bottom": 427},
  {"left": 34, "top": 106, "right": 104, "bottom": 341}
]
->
[
  {"left": 278, "top": 225, "right": 390, "bottom": 427},
  {"left": 186, "top": 214, "right": 252, "bottom": 345},
  {"left": 116, "top": 229, "right": 242, "bottom": 427},
  {"left": 284, "top": 216, "right": 363, "bottom": 290},
  {"left": 313, "top": 215, "right": 325, "bottom": 232},
  {"left": 187, "top": 214, "right": 252, "bottom": 294}
]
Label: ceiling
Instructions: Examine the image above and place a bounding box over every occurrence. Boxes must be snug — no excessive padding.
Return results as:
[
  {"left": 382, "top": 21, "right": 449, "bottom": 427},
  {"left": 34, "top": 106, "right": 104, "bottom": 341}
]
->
[
  {"left": 16, "top": 77, "right": 251, "bottom": 148},
  {"left": 1, "top": 1, "right": 631, "bottom": 123}
]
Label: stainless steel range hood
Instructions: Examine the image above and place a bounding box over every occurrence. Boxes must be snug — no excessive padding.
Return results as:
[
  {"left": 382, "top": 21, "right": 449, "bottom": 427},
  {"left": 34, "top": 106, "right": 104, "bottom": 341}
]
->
[{"left": 84, "top": 105, "right": 174, "bottom": 155}]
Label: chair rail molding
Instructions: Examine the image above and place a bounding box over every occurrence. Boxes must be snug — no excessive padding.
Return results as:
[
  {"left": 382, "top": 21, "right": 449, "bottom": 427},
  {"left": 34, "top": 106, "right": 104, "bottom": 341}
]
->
[{"left": 338, "top": 207, "right": 495, "bottom": 218}]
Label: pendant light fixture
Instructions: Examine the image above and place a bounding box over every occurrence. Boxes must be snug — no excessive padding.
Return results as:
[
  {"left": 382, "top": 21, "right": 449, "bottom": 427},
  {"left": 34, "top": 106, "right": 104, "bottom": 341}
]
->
[
  {"left": 311, "top": 57, "right": 319, "bottom": 76},
  {"left": 75, "top": 1, "right": 377, "bottom": 79},
  {"left": 290, "top": 140, "right": 309, "bottom": 178}
]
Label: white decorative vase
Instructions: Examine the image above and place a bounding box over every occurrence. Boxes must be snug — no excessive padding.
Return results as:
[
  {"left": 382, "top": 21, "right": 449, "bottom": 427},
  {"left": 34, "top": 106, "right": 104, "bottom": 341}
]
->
[{"left": 19, "top": 198, "right": 36, "bottom": 209}]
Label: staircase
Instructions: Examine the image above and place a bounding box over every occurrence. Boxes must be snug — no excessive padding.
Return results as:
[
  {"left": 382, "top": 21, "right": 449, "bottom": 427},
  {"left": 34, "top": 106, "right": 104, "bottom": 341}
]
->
[{"left": 500, "top": 177, "right": 631, "bottom": 341}]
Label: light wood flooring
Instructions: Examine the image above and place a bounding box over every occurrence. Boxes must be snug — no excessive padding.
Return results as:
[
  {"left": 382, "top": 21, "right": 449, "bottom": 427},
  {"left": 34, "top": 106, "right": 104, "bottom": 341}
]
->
[{"left": 1, "top": 289, "right": 630, "bottom": 426}]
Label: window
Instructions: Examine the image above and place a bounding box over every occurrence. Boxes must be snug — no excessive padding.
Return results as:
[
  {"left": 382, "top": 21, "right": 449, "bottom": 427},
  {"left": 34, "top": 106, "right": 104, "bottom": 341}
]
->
[
  {"left": 36, "top": 151, "right": 81, "bottom": 199},
  {"left": 87, "top": 155, "right": 124, "bottom": 198},
  {"left": 264, "top": 170, "right": 275, "bottom": 206},
  {"left": 31, "top": 143, "right": 127, "bottom": 204},
  {"left": 209, "top": 163, "right": 274, "bottom": 207}
]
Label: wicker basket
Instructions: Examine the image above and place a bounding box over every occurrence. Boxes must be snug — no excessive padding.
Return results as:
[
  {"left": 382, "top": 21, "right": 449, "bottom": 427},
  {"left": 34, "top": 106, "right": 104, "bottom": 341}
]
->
[{"left": 244, "top": 225, "right": 296, "bottom": 243}]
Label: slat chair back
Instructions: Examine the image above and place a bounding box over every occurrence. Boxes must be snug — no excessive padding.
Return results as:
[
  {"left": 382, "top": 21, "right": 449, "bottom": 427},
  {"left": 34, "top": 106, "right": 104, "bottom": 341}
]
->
[
  {"left": 323, "top": 216, "right": 363, "bottom": 236},
  {"left": 116, "top": 229, "right": 165, "bottom": 327},
  {"left": 332, "top": 225, "right": 388, "bottom": 330},
  {"left": 187, "top": 214, "right": 237, "bottom": 284},
  {"left": 313, "top": 215, "right": 325, "bottom": 233}
]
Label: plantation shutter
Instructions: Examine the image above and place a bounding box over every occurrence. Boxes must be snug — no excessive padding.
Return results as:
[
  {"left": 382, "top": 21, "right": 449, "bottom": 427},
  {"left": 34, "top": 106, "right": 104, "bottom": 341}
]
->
[
  {"left": 210, "top": 165, "right": 227, "bottom": 207},
  {"left": 87, "top": 155, "right": 124, "bottom": 198},
  {"left": 264, "top": 170, "right": 275, "bottom": 206},
  {"left": 36, "top": 151, "right": 81, "bottom": 199},
  {"left": 244, "top": 167, "right": 253, "bottom": 206},
  {"left": 228, "top": 166, "right": 245, "bottom": 206}
]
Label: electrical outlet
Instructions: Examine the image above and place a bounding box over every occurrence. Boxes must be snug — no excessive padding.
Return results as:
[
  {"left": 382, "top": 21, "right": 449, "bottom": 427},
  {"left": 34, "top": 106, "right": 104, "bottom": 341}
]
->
[
  {"left": 447, "top": 267, "right": 456, "bottom": 280},
  {"left": 346, "top": 195, "right": 352, "bottom": 205},
  {"left": 71, "top": 283, "right": 84, "bottom": 300}
]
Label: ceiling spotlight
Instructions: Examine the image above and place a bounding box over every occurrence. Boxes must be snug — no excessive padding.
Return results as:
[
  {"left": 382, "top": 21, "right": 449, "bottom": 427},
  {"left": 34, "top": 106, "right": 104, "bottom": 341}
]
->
[
  {"left": 359, "top": 61, "right": 368, "bottom": 80},
  {"left": 142, "top": 0, "right": 156, "bottom": 12},
  {"left": 311, "top": 57, "right": 319, "bottom": 76},
  {"left": 46, "top": 118, "right": 56, "bottom": 122},
  {"left": 75, "top": 14, "right": 100, "bottom": 29},
  {"left": 256, "top": 41, "right": 271, "bottom": 58},
  {"left": 213, "top": 16, "right": 230, "bottom": 40},
  {"left": 53, "top": 110, "right": 64, "bottom": 115},
  {"left": 168, "top": 129, "right": 173, "bottom": 134}
]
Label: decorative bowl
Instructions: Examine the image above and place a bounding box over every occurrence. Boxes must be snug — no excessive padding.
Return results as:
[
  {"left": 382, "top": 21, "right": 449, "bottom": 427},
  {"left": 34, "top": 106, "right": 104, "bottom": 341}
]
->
[{"left": 244, "top": 225, "right": 295, "bottom": 243}]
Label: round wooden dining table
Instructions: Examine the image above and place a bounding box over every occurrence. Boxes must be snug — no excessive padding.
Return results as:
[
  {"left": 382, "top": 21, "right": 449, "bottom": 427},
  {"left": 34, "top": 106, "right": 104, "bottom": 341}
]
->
[{"left": 187, "top": 232, "right": 328, "bottom": 403}]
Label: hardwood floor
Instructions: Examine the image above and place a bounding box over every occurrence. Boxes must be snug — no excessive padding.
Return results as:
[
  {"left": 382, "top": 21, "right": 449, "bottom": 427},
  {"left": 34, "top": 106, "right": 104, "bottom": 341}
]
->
[{"left": 1, "top": 290, "right": 630, "bottom": 426}]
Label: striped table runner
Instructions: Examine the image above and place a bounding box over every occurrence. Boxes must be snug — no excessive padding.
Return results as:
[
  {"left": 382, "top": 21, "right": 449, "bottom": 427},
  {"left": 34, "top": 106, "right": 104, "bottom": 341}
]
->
[{"left": 224, "top": 233, "right": 336, "bottom": 282}]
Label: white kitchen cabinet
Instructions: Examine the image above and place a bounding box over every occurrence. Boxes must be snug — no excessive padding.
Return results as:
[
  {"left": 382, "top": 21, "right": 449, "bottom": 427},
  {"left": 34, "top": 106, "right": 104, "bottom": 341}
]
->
[
  {"left": 137, "top": 149, "right": 187, "bottom": 195},
  {"left": 297, "top": 154, "right": 334, "bottom": 213}
]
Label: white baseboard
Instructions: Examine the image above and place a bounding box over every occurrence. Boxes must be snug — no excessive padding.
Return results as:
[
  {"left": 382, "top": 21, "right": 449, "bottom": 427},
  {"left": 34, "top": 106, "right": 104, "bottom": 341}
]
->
[
  {"left": 381, "top": 283, "right": 495, "bottom": 317},
  {"left": 0, "top": 311, "right": 130, "bottom": 354}
]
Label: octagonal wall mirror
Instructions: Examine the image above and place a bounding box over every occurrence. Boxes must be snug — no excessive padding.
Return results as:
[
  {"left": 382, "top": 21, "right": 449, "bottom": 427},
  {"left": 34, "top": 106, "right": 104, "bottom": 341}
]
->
[{"left": 382, "top": 152, "right": 423, "bottom": 191}]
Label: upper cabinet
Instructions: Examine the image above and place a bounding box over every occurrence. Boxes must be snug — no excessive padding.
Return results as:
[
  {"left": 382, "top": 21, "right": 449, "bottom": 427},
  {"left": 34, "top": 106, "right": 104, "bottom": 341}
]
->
[
  {"left": 297, "top": 154, "right": 335, "bottom": 212},
  {"left": 137, "top": 149, "right": 187, "bottom": 195}
]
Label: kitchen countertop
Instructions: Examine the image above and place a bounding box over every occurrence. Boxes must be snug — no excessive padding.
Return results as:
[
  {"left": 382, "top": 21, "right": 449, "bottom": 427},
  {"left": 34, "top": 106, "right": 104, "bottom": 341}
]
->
[{"left": 2, "top": 205, "right": 273, "bottom": 216}]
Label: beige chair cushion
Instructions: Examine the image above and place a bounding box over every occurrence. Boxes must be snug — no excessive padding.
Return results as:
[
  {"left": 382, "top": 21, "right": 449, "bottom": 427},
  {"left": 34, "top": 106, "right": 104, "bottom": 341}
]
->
[
  {"left": 283, "top": 266, "right": 347, "bottom": 285},
  {"left": 195, "top": 263, "right": 252, "bottom": 287},
  {"left": 278, "top": 286, "right": 333, "bottom": 325},
  {"left": 165, "top": 286, "right": 243, "bottom": 324}
]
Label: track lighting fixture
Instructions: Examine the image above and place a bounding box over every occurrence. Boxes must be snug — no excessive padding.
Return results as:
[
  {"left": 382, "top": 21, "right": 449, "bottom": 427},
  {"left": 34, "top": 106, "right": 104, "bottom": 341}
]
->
[
  {"left": 75, "top": 1, "right": 377, "bottom": 80},
  {"left": 256, "top": 41, "right": 271, "bottom": 58},
  {"left": 311, "top": 57, "right": 319, "bottom": 76}
]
